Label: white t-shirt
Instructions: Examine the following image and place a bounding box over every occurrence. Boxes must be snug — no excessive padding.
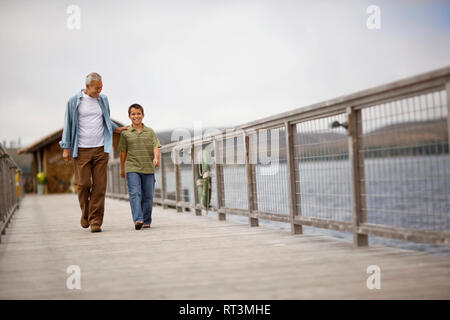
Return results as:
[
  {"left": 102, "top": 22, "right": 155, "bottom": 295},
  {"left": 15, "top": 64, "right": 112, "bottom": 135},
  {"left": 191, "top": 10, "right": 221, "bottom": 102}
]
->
[{"left": 77, "top": 93, "right": 105, "bottom": 147}]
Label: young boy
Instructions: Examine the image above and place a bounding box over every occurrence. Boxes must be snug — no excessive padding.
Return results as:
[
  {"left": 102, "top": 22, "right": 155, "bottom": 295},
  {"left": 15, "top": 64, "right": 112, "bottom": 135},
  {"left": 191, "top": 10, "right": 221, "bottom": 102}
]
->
[{"left": 119, "top": 104, "right": 161, "bottom": 230}]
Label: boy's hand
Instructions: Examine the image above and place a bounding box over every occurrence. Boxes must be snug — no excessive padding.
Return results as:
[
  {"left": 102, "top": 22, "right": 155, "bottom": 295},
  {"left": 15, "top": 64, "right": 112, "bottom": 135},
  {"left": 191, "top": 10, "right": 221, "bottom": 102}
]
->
[
  {"left": 120, "top": 169, "right": 125, "bottom": 179},
  {"left": 153, "top": 158, "right": 159, "bottom": 167}
]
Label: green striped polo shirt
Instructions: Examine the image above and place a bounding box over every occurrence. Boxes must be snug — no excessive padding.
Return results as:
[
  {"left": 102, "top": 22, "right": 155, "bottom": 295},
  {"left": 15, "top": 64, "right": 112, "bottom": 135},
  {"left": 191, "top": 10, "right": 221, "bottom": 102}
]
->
[{"left": 119, "top": 124, "right": 162, "bottom": 174}]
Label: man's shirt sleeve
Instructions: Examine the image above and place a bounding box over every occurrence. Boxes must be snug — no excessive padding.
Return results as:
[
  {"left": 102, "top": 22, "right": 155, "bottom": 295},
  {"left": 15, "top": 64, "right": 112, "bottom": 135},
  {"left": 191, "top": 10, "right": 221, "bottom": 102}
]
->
[
  {"left": 106, "top": 96, "right": 118, "bottom": 132},
  {"left": 111, "top": 120, "right": 118, "bottom": 132},
  {"left": 59, "top": 100, "right": 72, "bottom": 149}
]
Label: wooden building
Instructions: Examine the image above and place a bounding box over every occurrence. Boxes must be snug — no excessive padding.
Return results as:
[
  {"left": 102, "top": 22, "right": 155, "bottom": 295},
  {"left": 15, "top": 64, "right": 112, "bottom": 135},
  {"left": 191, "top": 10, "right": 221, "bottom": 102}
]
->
[{"left": 17, "top": 120, "right": 124, "bottom": 194}]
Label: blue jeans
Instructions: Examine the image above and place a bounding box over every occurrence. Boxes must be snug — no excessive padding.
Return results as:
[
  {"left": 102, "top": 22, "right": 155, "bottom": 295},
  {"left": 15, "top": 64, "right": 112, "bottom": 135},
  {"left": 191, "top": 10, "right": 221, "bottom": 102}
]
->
[{"left": 126, "top": 172, "right": 155, "bottom": 224}]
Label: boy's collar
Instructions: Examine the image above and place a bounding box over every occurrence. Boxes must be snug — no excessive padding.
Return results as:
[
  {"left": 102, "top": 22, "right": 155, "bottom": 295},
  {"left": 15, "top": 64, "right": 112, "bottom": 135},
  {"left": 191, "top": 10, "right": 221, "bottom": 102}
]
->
[{"left": 130, "top": 123, "right": 147, "bottom": 132}]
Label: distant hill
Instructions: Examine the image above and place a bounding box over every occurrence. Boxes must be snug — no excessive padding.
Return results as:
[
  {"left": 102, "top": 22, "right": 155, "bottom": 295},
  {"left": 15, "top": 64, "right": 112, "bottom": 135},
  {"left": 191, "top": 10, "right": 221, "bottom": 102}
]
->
[
  {"left": 364, "top": 118, "right": 447, "bottom": 148},
  {"left": 294, "top": 118, "right": 448, "bottom": 160}
]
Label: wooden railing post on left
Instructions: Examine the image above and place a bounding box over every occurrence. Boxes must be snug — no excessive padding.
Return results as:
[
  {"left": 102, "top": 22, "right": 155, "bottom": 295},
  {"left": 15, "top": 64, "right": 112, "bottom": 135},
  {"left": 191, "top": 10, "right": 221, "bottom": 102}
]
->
[
  {"left": 245, "top": 134, "right": 258, "bottom": 227},
  {"left": 285, "top": 121, "right": 302, "bottom": 234},
  {"left": 214, "top": 139, "right": 226, "bottom": 221},
  {"left": 191, "top": 144, "right": 202, "bottom": 216},
  {"left": 348, "top": 106, "right": 369, "bottom": 247},
  {"left": 174, "top": 148, "right": 182, "bottom": 213}
]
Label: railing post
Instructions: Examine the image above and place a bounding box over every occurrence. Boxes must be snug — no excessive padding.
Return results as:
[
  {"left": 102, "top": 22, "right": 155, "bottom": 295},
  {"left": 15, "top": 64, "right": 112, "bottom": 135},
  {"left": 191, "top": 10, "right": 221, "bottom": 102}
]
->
[
  {"left": 156, "top": 156, "right": 162, "bottom": 205},
  {"left": 113, "top": 164, "right": 117, "bottom": 195},
  {"left": 214, "top": 139, "right": 226, "bottom": 221},
  {"left": 111, "top": 164, "right": 114, "bottom": 195},
  {"left": 110, "top": 163, "right": 115, "bottom": 195},
  {"left": 9, "top": 168, "right": 14, "bottom": 225},
  {"left": 285, "top": 121, "right": 302, "bottom": 234},
  {"left": 5, "top": 165, "right": 11, "bottom": 229},
  {"left": 174, "top": 148, "right": 182, "bottom": 213},
  {"left": 0, "top": 160, "right": 4, "bottom": 225},
  {"left": 1, "top": 160, "right": 5, "bottom": 235},
  {"left": 117, "top": 162, "right": 128, "bottom": 195},
  {"left": 109, "top": 165, "right": 112, "bottom": 194},
  {"left": 160, "top": 151, "right": 168, "bottom": 209},
  {"left": 446, "top": 81, "right": 450, "bottom": 146},
  {"left": 106, "top": 165, "right": 110, "bottom": 194},
  {"left": 348, "top": 106, "right": 369, "bottom": 247},
  {"left": 245, "top": 134, "right": 258, "bottom": 227},
  {"left": 117, "top": 163, "right": 122, "bottom": 196},
  {"left": 191, "top": 144, "right": 202, "bottom": 215}
]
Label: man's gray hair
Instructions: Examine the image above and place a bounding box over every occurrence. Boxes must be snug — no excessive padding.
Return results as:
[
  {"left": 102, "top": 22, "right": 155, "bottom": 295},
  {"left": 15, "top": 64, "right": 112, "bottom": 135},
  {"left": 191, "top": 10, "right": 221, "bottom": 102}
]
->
[{"left": 86, "top": 72, "right": 102, "bottom": 86}]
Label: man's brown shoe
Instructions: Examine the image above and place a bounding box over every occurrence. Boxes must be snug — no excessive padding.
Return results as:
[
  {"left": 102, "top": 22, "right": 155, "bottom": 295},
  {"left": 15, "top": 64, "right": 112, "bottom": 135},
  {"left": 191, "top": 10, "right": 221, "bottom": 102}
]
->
[
  {"left": 81, "top": 217, "right": 90, "bottom": 229},
  {"left": 90, "top": 225, "right": 102, "bottom": 233}
]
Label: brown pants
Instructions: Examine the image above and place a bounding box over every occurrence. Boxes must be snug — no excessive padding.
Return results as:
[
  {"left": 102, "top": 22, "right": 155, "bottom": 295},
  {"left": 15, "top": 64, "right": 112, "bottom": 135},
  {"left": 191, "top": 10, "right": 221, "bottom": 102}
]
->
[{"left": 73, "top": 147, "right": 109, "bottom": 227}]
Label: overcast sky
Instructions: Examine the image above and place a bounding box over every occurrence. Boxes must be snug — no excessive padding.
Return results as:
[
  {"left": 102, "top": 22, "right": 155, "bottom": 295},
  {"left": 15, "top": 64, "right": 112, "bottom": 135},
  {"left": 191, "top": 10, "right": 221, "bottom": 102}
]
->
[{"left": 1, "top": 0, "right": 450, "bottom": 147}]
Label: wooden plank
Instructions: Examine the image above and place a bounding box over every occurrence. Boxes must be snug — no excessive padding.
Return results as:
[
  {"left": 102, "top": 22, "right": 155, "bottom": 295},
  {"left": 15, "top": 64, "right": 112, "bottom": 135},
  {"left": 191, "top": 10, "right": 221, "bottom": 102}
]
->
[
  {"left": 218, "top": 207, "right": 257, "bottom": 219},
  {"left": 358, "top": 223, "right": 450, "bottom": 246},
  {"left": 163, "top": 199, "right": 177, "bottom": 206},
  {"left": 294, "top": 217, "right": 354, "bottom": 233},
  {"left": 1, "top": 194, "right": 450, "bottom": 300}
]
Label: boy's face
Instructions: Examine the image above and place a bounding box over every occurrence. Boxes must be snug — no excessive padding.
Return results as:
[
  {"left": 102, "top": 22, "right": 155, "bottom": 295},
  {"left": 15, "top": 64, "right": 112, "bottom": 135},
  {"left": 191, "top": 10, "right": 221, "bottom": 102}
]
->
[{"left": 129, "top": 108, "right": 144, "bottom": 125}]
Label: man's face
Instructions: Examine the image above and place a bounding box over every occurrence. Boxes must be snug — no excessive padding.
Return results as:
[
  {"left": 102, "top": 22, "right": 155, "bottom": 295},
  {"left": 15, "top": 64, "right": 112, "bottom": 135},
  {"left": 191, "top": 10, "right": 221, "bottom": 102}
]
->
[
  {"left": 85, "top": 80, "right": 103, "bottom": 98},
  {"left": 129, "top": 108, "right": 144, "bottom": 126}
]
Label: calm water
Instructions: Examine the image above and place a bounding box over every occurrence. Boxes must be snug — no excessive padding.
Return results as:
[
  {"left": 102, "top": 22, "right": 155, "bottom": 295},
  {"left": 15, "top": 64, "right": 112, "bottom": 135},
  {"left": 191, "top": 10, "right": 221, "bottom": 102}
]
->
[{"left": 158, "top": 155, "right": 450, "bottom": 257}]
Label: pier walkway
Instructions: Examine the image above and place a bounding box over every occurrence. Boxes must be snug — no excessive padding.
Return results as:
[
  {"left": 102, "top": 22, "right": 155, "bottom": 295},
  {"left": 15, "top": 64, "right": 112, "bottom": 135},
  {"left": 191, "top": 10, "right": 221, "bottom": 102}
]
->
[{"left": 1, "top": 194, "right": 449, "bottom": 299}]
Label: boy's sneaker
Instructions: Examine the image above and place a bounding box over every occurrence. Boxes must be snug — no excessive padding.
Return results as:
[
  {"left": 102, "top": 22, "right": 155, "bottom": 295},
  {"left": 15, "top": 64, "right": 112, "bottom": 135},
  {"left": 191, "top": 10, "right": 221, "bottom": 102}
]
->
[{"left": 135, "top": 221, "right": 144, "bottom": 230}]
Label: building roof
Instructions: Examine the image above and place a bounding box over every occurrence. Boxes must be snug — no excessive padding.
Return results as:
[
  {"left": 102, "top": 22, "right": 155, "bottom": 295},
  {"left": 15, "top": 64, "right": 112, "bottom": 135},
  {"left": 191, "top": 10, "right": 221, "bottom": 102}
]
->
[{"left": 17, "top": 119, "right": 125, "bottom": 154}]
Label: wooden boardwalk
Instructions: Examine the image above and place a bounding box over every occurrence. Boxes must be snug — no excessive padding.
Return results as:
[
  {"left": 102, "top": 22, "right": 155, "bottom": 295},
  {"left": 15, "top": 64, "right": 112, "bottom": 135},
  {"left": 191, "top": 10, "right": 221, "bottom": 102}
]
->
[{"left": 0, "top": 194, "right": 449, "bottom": 299}]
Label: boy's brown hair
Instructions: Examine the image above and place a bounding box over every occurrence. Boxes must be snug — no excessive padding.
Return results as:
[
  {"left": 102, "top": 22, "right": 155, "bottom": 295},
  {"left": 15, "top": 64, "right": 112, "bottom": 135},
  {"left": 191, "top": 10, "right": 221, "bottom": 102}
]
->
[{"left": 128, "top": 104, "right": 144, "bottom": 116}]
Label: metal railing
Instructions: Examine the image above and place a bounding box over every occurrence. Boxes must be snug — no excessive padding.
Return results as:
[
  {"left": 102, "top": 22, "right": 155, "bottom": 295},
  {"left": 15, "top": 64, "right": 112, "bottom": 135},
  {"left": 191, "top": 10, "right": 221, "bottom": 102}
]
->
[
  {"left": 0, "top": 144, "right": 24, "bottom": 243},
  {"left": 106, "top": 66, "right": 450, "bottom": 247}
]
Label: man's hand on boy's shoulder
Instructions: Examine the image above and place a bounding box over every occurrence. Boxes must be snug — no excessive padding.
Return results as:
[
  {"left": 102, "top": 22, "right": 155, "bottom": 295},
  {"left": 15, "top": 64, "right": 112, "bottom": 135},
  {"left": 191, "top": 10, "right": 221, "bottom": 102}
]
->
[{"left": 115, "top": 125, "right": 129, "bottom": 134}]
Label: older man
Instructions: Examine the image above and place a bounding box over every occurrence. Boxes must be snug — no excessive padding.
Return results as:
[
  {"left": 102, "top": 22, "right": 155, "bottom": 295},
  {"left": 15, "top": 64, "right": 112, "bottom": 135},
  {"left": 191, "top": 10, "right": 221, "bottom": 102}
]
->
[{"left": 60, "top": 72, "right": 127, "bottom": 232}]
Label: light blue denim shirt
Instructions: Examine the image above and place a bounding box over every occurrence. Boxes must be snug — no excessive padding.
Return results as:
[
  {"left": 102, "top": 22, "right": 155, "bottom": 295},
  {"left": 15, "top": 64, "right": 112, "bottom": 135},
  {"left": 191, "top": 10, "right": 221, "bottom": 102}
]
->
[{"left": 59, "top": 89, "right": 118, "bottom": 158}]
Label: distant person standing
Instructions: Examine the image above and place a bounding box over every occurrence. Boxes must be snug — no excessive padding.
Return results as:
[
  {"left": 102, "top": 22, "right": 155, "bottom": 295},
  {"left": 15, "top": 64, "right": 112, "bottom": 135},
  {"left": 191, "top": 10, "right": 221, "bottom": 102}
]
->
[
  {"left": 119, "top": 104, "right": 161, "bottom": 230},
  {"left": 60, "top": 72, "right": 128, "bottom": 232}
]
